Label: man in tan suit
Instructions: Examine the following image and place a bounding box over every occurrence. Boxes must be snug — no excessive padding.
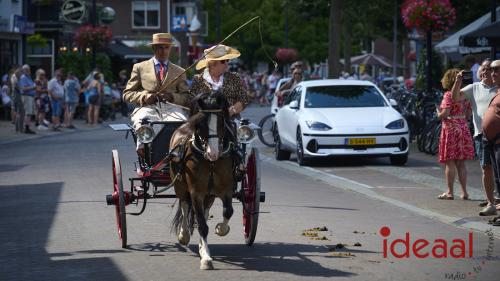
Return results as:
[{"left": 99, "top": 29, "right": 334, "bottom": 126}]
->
[{"left": 123, "top": 33, "right": 192, "bottom": 150}]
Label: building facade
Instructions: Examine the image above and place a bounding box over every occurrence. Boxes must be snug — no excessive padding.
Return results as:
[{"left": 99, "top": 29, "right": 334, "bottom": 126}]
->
[
  {"left": 0, "top": 0, "right": 34, "bottom": 76},
  {"left": 24, "top": 0, "right": 201, "bottom": 78}
]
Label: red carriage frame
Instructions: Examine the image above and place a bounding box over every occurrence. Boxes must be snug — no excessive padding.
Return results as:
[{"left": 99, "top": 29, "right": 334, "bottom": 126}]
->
[{"left": 105, "top": 119, "right": 265, "bottom": 248}]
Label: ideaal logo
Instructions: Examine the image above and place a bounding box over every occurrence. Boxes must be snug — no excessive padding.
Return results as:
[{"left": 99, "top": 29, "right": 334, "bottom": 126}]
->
[
  {"left": 379, "top": 226, "right": 495, "bottom": 280},
  {"left": 379, "top": 226, "right": 473, "bottom": 258}
]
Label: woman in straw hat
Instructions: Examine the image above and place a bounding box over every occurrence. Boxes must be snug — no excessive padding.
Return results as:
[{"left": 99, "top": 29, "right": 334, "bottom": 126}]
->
[
  {"left": 190, "top": 44, "right": 249, "bottom": 180},
  {"left": 191, "top": 44, "right": 249, "bottom": 117}
]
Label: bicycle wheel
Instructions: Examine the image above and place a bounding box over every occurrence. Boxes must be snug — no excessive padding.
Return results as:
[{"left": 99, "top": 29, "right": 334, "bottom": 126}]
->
[
  {"left": 258, "top": 114, "right": 275, "bottom": 147},
  {"left": 424, "top": 121, "right": 439, "bottom": 154},
  {"left": 429, "top": 123, "right": 442, "bottom": 155}
]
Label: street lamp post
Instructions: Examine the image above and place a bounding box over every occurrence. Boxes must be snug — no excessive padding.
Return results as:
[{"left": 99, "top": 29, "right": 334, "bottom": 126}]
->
[
  {"left": 426, "top": 29, "right": 432, "bottom": 94},
  {"left": 91, "top": 0, "right": 97, "bottom": 69}
]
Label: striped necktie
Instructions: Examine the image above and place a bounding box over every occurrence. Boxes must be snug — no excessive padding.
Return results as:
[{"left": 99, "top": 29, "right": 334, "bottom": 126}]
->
[{"left": 159, "top": 62, "right": 165, "bottom": 81}]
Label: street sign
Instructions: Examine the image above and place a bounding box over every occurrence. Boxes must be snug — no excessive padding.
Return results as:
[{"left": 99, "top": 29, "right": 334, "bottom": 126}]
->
[
  {"left": 61, "top": 0, "right": 87, "bottom": 23},
  {"left": 172, "top": 15, "right": 188, "bottom": 32}
]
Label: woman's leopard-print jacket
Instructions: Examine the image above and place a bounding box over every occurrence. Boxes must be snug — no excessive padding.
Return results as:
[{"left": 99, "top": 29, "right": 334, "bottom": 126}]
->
[{"left": 190, "top": 72, "right": 249, "bottom": 108}]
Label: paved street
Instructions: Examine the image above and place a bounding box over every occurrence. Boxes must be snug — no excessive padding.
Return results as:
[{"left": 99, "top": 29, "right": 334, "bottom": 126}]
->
[{"left": 0, "top": 106, "right": 499, "bottom": 281}]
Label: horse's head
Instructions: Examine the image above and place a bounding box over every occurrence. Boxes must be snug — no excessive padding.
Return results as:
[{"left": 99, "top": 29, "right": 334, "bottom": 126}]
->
[{"left": 188, "top": 91, "right": 230, "bottom": 162}]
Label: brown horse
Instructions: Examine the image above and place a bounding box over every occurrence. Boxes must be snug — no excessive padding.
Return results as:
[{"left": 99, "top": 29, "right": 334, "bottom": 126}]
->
[{"left": 169, "top": 91, "right": 236, "bottom": 270}]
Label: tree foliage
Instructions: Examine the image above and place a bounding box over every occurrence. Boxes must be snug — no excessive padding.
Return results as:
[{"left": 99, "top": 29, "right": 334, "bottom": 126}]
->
[{"left": 201, "top": 0, "right": 495, "bottom": 71}]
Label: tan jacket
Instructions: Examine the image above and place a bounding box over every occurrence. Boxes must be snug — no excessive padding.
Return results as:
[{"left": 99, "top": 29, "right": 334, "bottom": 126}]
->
[{"left": 123, "top": 58, "right": 191, "bottom": 107}]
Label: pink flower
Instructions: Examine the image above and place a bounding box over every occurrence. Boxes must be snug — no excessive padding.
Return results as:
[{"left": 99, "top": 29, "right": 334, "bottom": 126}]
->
[{"left": 401, "top": 0, "right": 455, "bottom": 32}]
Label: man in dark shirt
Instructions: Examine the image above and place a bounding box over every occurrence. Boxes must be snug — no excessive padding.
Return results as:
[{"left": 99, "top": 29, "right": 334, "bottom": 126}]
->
[{"left": 484, "top": 60, "right": 500, "bottom": 225}]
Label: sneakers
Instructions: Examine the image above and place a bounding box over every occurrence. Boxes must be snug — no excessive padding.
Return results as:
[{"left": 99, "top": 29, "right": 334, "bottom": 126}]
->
[
  {"left": 479, "top": 204, "right": 498, "bottom": 216},
  {"left": 24, "top": 127, "right": 36, "bottom": 134},
  {"left": 37, "top": 124, "right": 48, "bottom": 131}
]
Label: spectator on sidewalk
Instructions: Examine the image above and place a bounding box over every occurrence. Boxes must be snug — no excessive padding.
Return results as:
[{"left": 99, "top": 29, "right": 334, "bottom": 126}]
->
[
  {"left": 117, "top": 69, "right": 130, "bottom": 117},
  {"left": 10, "top": 66, "right": 23, "bottom": 131},
  {"left": 34, "top": 69, "right": 50, "bottom": 130},
  {"left": 465, "top": 55, "right": 481, "bottom": 83},
  {"left": 452, "top": 58, "right": 498, "bottom": 216},
  {"left": 437, "top": 68, "right": 474, "bottom": 200},
  {"left": 277, "top": 68, "right": 303, "bottom": 107},
  {"left": 87, "top": 72, "right": 103, "bottom": 125},
  {"left": 48, "top": 69, "right": 64, "bottom": 131},
  {"left": 19, "top": 65, "right": 36, "bottom": 134},
  {"left": 266, "top": 70, "right": 280, "bottom": 105},
  {"left": 63, "top": 71, "right": 80, "bottom": 129},
  {"left": 1, "top": 76, "right": 11, "bottom": 119},
  {"left": 483, "top": 60, "right": 500, "bottom": 222}
]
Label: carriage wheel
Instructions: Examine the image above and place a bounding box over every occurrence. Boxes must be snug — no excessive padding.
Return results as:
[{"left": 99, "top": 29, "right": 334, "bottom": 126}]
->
[
  {"left": 112, "top": 150, "right": 127, "bottom": 248},
  {"left": 242, "top": 147, "right": 261, "bottom": 246}
]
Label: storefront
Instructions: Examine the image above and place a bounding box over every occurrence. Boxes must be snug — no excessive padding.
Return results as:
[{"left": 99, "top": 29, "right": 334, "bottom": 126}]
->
[{"left": 0, "top": 14, "right": 34, "bottom": 76}]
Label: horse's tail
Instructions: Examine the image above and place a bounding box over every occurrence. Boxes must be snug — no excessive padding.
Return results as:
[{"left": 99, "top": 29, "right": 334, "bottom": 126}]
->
[{"left": 171, "top": 197, "right": 194, "bottom": 235}]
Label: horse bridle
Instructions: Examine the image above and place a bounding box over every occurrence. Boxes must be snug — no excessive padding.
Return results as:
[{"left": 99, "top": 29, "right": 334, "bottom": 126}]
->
[{"left": 191, "top": 108, "right": 234, "bottom": 160}]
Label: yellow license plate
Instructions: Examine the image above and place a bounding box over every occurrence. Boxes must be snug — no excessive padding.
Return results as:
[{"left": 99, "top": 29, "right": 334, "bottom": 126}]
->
[{"left": 347, "top": 138, "right": 376, "bottom": 145}]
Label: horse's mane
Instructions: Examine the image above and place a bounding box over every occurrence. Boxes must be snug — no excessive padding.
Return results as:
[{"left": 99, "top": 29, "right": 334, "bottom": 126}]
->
[{"left": 186, "top": 91, "right": 230, "bottom": 131}]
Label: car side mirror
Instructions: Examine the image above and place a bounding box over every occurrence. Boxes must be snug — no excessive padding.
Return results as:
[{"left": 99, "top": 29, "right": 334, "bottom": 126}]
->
[
  {"left": 389, "top": 99, "right": 397, "bottom": 106},
  {"left": 289, "top": 100, "right": 299, "bottom": 109}
]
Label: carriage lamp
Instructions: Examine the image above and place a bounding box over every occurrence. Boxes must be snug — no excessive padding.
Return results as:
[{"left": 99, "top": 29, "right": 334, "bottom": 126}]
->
[
  {"left": 136, "top": 125, "right": 155, "bottom": 143},
  {"left": 237, "top": 125, "right": 255, "bottom": 142}
]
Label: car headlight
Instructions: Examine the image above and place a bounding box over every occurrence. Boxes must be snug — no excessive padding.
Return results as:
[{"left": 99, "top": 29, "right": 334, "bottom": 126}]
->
[
  {"left": 136, "top": 124, "right": 155, "bottom": 143},
  {"left": 306, "top": 121, "right": 332, "bottom": 131},
  {"left": 237, "top": 125, "right": 255, "bottom": 142},
  {"left": 385, "top": 119, "right": 405, "bottom": 129}
]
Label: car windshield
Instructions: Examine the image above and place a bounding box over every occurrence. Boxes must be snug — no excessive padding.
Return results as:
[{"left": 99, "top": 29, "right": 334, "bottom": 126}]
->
[{"left": 304, "top": 85, "right": 387, "bottom": 108}]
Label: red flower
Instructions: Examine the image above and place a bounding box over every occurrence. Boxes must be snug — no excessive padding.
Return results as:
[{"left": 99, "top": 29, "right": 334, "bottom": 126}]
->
[
  {"left": 275, "top": 48, "right": 298, "bottom": 63},
  {"left": 74, "top": 25, "right": 112, "bottom": 50},
  {"left": 401, "top": 0, "right": 455, "bottom": 32}
]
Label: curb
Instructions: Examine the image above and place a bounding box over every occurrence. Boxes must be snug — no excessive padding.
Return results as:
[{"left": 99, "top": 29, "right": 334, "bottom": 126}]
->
[
  {"left": 0, "top": 124, "right": 108, "bottom": 145},
  {"left": 260, "top": 153, "right": 500, "bottom": 239}
]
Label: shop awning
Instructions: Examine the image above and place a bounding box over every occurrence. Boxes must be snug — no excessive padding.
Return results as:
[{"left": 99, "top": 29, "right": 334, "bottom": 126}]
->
[
  {"left": 107, "top": 41, "right": 151, "bottom": 59},
  {"left": 460, "top": 21, "right": 500, "bottom": 48},
  {"left": 435, "top": 8, "right": 500, "bottom": 55}
]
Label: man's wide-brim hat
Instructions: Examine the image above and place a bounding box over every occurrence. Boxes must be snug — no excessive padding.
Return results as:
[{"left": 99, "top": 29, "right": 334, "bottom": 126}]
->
[
  {"left": 149, "top": 33, "right": 174, "bottom": 45},
  {"left": 195, "top": 44, "right": 240, "bottom": 70}
]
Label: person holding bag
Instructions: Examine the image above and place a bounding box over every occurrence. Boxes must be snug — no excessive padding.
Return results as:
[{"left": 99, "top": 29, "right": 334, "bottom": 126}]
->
[{"left": 437, "top": 68, "right": 474, "bottom": 200}]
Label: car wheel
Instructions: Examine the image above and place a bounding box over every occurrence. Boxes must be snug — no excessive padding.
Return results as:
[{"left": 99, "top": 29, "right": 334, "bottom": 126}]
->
[
  {"left": 274, "top": 125, "right": 290, "bottom": 161},
  {"left": 296, "top": 128, "right": 309, "bottom": 166},
  {"left": 390, "top": 154, "right": 408, "bottom": 166}
]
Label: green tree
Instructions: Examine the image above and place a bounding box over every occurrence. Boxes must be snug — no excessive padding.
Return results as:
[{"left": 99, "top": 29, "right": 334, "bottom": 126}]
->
[
  {"left": 415, "top": 48, "right": 443, "bottom": 91},
  {"left": 57, "top": 52, "right": 112, "bottom": 82}
]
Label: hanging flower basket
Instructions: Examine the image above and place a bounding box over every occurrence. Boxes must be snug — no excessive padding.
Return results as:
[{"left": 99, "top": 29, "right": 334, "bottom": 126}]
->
[
  {"left": 275, "top": 48, "right": 298, "bottom": 63},
  {"left": 407, "top": 51, "right": 417, "bottom": 61},
  {"left": 401, "top": 0, "right": 456, "bottom": 32},
  {"left": 74, "top": 25, "right": 112, "bottom": 50}
]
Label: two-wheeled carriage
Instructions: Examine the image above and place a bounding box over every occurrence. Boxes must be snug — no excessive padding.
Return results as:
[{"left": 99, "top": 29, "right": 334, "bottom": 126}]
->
[{"left": 105, "top": 118, "right": 265, "bottom": 249}]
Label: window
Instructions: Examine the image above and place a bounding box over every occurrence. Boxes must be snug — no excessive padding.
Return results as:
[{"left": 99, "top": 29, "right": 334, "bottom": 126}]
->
[
  {"left": 132, "top": 1, "right": 160, "bottom": 29},
  {"left": 172, "top": 2, "right": 196, "bottom": 23},
  {"left": 304, "top": 85, "right": 387, "bottom": 108}
]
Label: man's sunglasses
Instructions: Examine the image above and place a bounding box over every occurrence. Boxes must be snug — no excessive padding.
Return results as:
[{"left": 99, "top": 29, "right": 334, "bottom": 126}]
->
[{"left": 155, "top": 46, "right": 171, "bottom": 50}]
